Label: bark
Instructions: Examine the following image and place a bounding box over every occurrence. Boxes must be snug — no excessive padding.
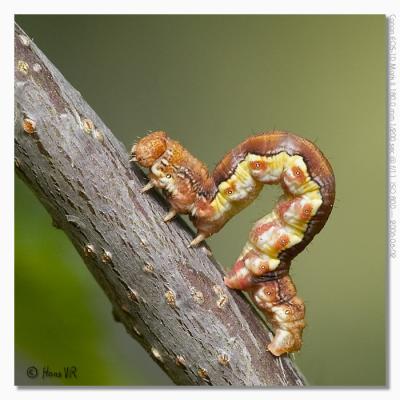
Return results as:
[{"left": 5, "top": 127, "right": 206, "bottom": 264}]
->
[{"left": 14, "top": 23, "right": 306, "bottom": 386}]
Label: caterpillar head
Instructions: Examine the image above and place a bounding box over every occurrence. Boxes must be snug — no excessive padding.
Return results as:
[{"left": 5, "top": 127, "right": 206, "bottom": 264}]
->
[{"left": 131, "top": 131, "right": 167, "bottom": 168}]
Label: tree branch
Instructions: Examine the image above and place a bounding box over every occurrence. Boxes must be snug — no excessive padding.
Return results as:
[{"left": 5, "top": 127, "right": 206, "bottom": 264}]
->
[{"left": 14, "top": 23, "right": 306, "bottom": 386}]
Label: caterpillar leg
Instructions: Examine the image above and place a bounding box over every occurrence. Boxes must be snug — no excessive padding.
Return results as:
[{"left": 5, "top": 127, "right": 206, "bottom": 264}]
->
[
  {"left": 188, "top": 233, "right": 206, "bottom": 248},
  {"left": 163, "top": 208, "right": 177, "bottom": 222},
  {"left": 250, "top": 275, "right": 305, "bottom": 356},
  {"left": 141, "top": 180, "right": 155, "bottom": 193}
]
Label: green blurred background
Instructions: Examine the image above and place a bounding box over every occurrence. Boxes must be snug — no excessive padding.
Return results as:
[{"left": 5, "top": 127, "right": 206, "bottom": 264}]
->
[{"left": 15, "top": 15, "right": 386, "bottom": 386}]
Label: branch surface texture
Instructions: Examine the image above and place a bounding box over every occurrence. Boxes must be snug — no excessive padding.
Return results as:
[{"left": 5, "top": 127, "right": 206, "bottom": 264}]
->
[{"left": 14, "top": 23, "right": 306, "bottom": 386}]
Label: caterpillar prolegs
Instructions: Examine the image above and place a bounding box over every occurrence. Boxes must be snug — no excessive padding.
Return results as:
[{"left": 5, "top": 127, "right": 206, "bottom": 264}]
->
[{"left": 131, "top": 130, "right": 335, "bottom": 356}]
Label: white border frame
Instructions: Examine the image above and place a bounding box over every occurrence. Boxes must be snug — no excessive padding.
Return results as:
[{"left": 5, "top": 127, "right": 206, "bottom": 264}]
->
[{"left": 2, "top": 1, "right": 399, "bottom": 399}]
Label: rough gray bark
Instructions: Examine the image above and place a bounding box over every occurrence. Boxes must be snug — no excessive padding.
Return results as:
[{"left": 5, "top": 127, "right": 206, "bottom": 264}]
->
[{"left": 14, "top": 23, "right": 306, "bottom": 386}]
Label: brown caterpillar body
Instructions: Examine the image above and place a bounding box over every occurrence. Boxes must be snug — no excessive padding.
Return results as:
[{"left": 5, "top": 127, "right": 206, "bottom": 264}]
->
[{"left": 132, "top": 130, "right": 335, "bottom": 356}]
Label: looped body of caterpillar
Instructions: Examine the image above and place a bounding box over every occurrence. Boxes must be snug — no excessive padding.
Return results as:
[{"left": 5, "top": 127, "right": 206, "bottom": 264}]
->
[{"left": 131, "top": 130, "right": 335, "bottom": 356}]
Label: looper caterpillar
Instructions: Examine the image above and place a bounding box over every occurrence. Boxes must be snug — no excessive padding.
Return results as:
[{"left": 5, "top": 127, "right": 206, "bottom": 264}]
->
[{"left": 131, "top": 130, "right": 335, "bottom": 356}]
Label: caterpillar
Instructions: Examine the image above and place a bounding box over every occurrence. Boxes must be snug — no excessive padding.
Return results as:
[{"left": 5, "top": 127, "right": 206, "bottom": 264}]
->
[{"left": 131, "top": 130, "right": 335, "bottom": 356}]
